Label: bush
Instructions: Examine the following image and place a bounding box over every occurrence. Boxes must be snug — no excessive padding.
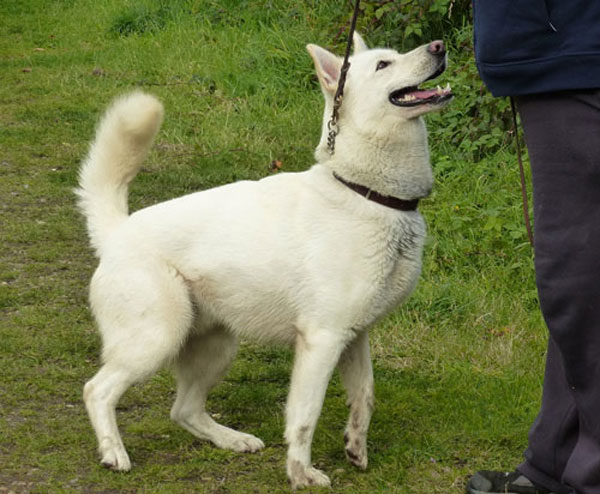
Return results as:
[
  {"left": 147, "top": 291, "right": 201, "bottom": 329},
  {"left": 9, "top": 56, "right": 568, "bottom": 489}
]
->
[
  {"left": 360, "top": 0, "right": 472, "bottom": 50},
  {"left": 424, "top": 25, "right": 513, "bottom": 161}
]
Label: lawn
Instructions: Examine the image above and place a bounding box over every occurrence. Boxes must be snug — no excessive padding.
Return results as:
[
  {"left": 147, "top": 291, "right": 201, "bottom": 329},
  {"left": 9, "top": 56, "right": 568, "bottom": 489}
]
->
[{"left": 0, "top": 1, "right": 545, "bottom": 492}]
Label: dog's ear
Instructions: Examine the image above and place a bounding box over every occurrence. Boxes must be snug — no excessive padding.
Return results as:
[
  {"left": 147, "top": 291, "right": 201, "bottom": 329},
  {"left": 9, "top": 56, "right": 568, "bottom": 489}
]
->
[
  {"left": 306, "top": 44, "right": 342, "bottom": 94},
  {"left": 353, "top": 32, "right": 368, "bottom": 53}
]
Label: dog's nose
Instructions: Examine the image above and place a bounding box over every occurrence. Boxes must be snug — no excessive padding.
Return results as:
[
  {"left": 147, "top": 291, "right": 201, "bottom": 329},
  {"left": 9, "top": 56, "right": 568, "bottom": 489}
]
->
[{"left": 427, "top": 40, "right": 445, "bottom": 56}]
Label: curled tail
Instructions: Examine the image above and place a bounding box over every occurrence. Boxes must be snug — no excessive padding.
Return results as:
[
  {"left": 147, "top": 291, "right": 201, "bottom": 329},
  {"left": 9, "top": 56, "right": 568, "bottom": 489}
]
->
[{"left": 76, "top": 92, "right": 164, "bottom": 256}]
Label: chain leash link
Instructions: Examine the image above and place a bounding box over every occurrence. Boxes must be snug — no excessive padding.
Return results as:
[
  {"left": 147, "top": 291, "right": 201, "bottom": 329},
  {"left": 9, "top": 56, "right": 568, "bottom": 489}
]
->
[{"left": 327, "top": 0, "right": 361, "bottom": 155}]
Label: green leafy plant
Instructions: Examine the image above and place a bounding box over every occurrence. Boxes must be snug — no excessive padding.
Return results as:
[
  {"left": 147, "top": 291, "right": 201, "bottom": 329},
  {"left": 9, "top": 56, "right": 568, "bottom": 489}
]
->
[
  {"left": 426, "top": 25, "right": 513, "bottom": 161},
  {"left": 360, "top": 0, "right": 472, "bottom": 49}
]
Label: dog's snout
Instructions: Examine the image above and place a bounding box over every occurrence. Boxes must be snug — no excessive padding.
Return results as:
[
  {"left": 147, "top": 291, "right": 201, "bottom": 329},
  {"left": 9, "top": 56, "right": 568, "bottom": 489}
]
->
[{"left": 427, "top": 40, "right": 445, "bottom": 56}]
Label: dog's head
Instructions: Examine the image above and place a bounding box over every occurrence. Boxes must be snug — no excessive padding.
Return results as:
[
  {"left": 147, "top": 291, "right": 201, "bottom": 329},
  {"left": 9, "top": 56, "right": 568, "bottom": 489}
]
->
[{"left": 307, "top": 33, "right": 452, "bottom": 158}]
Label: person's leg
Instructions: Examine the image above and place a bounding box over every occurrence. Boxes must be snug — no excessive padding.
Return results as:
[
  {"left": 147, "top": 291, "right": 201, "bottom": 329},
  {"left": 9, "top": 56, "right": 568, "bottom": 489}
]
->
[
  {"left": 518, "top": 336, "right": 578, "bottom": 494},
  {"left": 515, "top": 90, "right": 600, "bottom": 494}
]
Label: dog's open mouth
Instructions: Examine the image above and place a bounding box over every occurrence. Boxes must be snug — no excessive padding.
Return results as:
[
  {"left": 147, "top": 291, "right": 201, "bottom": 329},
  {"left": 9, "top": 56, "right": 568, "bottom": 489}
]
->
[
  {"left": 389, "top": 84, "right": 452, "bottom": 107},
  {"left": 389, "top": 64, "right": 453, "bottom": 108}
]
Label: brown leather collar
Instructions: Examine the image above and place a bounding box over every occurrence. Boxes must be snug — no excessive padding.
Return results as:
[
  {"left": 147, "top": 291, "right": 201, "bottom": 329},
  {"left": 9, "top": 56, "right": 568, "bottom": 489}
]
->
[{"left": 333, "top": 172, "right": 420, "bottom": 211}]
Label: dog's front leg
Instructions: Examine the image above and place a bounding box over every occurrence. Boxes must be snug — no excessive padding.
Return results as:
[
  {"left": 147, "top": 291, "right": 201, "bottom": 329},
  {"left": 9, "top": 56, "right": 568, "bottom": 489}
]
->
[
  {"left": 337, "top": 329, "right": 374, "bottom": 470},
  {"left": 285, "top": 328, "right": 350, "bottom": 489}
]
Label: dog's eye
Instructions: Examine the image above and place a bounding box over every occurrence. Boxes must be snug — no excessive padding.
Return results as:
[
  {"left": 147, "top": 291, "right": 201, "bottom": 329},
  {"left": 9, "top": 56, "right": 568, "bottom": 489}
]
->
[{"left": 376, "top": 60, "right": 391, "bottom": 71}]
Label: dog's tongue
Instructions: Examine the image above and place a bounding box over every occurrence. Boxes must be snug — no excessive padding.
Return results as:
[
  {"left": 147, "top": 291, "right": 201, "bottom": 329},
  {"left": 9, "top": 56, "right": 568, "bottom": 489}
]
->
[{"left": 408, "top": 88, "right": 439, "bottom": 100}]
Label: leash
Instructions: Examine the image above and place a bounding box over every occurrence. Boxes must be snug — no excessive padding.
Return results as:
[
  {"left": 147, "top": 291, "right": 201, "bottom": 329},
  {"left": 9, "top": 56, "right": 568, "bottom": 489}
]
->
[
  {"left": 510, "top": 97, "right": 534, "bottom": 247},
  {"left": 326, "top": 1, "right": 421, "bottom": 212},
  {"left": 327, "top": 0, "right": 361, "bottom": 155}
]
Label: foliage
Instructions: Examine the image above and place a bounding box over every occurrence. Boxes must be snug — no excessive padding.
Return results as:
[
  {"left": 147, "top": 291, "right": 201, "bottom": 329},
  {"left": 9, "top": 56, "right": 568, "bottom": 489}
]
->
[
  {"left": 360, "top": 0, "right": 472, "bottom": 49},
  {"left": 426, "top": 26, "right": 514, "bottom": 161}
]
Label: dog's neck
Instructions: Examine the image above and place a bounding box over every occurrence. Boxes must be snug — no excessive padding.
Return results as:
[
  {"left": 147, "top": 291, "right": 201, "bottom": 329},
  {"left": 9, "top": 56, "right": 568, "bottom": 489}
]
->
[{"left": 316, "top": 117, "right": 433, "bottom": 201}]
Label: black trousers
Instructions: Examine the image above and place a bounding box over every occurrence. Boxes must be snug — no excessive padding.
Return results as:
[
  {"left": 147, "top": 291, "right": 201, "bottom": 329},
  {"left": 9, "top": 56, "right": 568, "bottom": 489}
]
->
[{"left": 514, "top": 90, "right": 600, "bottom": 494}]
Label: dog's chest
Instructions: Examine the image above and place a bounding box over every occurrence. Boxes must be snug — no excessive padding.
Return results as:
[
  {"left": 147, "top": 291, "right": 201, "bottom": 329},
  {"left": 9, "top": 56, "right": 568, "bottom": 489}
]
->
[{"left": 350, "top": 214, "right": 425, "bottom": 330}]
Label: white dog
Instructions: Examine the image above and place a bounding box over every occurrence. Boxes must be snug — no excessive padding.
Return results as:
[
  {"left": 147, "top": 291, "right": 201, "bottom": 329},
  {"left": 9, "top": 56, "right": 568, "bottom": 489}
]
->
[{"left": 77, "top": 33, "right": 451, "bottom": 489}]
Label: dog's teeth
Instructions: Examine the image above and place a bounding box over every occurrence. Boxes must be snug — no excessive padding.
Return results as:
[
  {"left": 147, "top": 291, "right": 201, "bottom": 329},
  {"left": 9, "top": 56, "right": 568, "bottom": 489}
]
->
[
  {"left": 445, "top": 83, "right": 451, "bottom": 91},
  {"left": 436, "top": 85, "right": 442, "bottom": 94}
]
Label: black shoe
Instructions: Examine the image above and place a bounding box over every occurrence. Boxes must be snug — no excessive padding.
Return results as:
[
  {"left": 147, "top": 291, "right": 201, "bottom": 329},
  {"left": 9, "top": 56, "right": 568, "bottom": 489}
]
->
[{"left": 466, "top": 470, "right": 552, "bottom": 494}]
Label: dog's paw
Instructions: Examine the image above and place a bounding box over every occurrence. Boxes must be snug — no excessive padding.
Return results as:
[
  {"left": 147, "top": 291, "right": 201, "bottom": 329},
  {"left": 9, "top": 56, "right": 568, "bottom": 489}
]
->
[
  {"left": 344, "top": 432, "right": 368, "bottom": 470},
  {"left": 99, "top": 438, "right": 131, "bottom": 472},
  {"left": 229, "top": 433, "right": 265, "bottom": 453},
  {"left": 288, "top": 460, "right": 331, "bottom": 490},
  {"left": 216, "top": 431, "right": 265, "bottom": 453}
]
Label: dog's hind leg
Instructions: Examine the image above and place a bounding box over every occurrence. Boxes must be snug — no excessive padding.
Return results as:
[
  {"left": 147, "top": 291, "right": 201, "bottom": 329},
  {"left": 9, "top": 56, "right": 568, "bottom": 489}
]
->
[
  {"left": 84, "top": 264, "right": 193, "bottom": 471},
  {"left": 84, "top": 364, "right": 137, "bottom": 471},
  {"left": 337, "top": 330, "right": 374, "bottom": 470},
  {"left": 170, "top": 327, "right": 264, "bottom": 453}
]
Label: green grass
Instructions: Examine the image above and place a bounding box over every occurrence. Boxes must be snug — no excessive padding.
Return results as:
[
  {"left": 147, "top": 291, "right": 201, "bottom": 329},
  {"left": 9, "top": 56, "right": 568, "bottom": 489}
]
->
[{"left": 1, "top": 1, "right": 543, "bottom": 492}]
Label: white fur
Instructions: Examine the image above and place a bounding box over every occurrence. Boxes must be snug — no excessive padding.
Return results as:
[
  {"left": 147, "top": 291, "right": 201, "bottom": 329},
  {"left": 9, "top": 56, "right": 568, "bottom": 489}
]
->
[{"left": 78, "top": 34, "right": 450, "bottom": 489}]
